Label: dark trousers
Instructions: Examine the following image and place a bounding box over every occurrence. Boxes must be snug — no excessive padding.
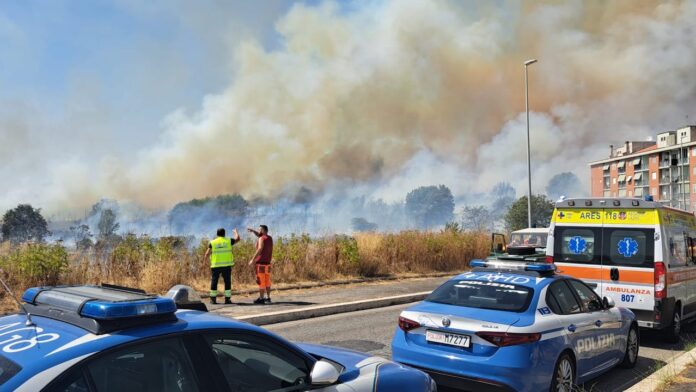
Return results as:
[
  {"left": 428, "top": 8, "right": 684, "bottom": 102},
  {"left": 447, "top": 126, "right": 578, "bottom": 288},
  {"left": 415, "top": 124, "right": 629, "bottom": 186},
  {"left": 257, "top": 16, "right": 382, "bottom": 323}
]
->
[{"left": 210, "top": 266, "right": 232, "bottom": 298}]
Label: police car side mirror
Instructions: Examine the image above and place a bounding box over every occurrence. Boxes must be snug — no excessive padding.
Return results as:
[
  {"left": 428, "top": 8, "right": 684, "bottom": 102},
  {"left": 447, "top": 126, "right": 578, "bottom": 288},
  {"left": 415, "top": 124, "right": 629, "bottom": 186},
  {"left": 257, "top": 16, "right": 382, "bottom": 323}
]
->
[
  {"left": 602, "top": 296, "right": 615, "bottom": 309},
  {"left": 310, "top": 359, "right": 341, "bottom": 386}
]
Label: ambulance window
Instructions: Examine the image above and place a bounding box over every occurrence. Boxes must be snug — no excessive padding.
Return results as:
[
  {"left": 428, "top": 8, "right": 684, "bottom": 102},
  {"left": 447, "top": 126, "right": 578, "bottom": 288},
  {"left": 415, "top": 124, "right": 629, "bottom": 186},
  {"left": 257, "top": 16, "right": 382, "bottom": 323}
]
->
[
  {"left": 605, "top": 229, "right": 654, "bottom": 268},
  {"left": 555, "top": 228, "right": 597, "bottom": 263},
  {"left": 547, "top": 281, "right": 582, "bottom": 315},
  {"left": 666, "top": 229, "right": 687, "bottom": 267}
]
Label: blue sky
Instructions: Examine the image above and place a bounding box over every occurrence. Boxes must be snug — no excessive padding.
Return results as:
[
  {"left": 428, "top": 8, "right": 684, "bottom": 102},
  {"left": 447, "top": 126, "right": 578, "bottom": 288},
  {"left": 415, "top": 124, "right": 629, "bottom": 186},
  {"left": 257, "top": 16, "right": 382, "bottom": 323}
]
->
[{"left": 0, "top": 1, "right": 303, "bottom": 153}]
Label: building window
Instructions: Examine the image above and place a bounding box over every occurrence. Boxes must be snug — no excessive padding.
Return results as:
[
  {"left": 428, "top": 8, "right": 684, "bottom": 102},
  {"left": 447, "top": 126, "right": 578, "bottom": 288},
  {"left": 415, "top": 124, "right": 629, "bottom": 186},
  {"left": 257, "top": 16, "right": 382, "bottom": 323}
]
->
[
  {"left": 628, "top": 191, "right": 633, "bottom": 197},
  {"left": 613, "top": 178, "right": 617, "bottom": 184},
  {"left": 693, "top": 184, "right": 696, "bottom": 194},
  {"left": 652, "top": 172, "right": 657, "bottom": 180},
  {"left": 692, "top": 147, "right": 696, "bottom": 157},
  {"left": 651, "top": 188, "right": 657, "bottom": 196}
]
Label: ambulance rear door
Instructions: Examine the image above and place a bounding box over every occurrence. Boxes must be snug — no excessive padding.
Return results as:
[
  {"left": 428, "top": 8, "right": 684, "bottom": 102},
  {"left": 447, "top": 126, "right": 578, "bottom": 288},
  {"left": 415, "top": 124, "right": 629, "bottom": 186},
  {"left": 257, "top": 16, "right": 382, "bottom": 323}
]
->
[
  {"left": 599, "top": 209, "right": 656, "bottom": 314},
  {"left": 552, "top": 207, "right": 604, "bottom": 293}
]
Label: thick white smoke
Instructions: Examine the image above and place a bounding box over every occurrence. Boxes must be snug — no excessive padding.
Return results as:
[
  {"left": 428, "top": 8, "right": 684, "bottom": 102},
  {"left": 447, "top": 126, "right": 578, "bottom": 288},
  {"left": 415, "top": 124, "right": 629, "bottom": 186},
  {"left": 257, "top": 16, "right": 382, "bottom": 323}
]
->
[{"left": 3, "top": 0, "right": 696, "bottom": 229}]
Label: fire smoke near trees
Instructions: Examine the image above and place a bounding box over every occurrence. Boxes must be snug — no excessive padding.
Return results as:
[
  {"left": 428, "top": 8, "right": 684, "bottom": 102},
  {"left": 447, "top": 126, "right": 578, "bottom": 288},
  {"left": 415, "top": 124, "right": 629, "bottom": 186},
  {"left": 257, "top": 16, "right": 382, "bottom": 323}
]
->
[{"left": 2, "top": 1, "right": 696, "bottom": 234}]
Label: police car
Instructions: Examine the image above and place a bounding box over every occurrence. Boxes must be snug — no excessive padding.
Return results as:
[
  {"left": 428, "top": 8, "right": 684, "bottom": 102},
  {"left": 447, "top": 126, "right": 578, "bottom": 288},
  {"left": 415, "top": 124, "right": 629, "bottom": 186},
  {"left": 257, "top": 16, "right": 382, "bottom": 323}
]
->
[
  {"left": 0, "top": 284, "right": 436, "bottom": 391},
  {"left": 391, "top": 261, "right": 638, "bottom": 392}
]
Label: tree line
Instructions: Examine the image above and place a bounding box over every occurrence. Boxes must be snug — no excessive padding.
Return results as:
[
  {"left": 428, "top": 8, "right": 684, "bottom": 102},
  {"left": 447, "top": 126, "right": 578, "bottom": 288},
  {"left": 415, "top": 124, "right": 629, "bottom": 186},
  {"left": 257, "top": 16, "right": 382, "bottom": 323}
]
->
[{"left": 0, "top": 171, "right": 581, "bottom": 243}]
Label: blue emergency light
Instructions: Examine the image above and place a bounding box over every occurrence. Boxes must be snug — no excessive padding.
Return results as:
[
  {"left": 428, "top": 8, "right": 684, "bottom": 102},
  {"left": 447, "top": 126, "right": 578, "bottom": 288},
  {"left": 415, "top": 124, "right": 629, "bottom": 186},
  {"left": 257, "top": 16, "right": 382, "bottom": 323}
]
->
[
  {"left": 21, "top": 285, "right": 178, "bottom": 333},
  {"left": 524, "top": 263, "right": 555, "bottom": 272},
  {"left": 469, "top": 259, "right": 555, "bottom": 273},
  {"left": 469, "top": 259, "right": 487, "bottom": 268}
]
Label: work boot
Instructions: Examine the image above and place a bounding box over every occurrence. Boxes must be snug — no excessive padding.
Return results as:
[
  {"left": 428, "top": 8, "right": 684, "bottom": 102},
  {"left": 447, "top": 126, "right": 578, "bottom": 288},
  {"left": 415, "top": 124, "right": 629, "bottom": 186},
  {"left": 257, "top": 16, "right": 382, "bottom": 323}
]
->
[
  {"left": 224, "top": 298, "right": 233, "bottom": 305},
  {"left": 210, "top": 297, "right": 217, "bottom": 305},
  {"left": 253, "top": 297, "right": 265, "bottom": 305},
  {"left": 264, "top": 297, "right": 272, "bottom": 304}
]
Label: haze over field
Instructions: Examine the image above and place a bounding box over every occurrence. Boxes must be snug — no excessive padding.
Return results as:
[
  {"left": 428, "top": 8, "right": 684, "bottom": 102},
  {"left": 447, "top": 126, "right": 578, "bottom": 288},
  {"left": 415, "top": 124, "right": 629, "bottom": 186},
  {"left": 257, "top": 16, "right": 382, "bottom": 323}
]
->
[{"left": 2, "top": 0, "right": 696, "bottom": 232}]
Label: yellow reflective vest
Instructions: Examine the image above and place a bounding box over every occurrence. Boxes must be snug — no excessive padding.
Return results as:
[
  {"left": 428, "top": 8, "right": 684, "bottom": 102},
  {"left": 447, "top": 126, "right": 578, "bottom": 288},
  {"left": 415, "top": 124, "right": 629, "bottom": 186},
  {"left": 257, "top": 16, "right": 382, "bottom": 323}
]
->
[{"left": 210, "top": 237, "right": 234, "bottom": 268}]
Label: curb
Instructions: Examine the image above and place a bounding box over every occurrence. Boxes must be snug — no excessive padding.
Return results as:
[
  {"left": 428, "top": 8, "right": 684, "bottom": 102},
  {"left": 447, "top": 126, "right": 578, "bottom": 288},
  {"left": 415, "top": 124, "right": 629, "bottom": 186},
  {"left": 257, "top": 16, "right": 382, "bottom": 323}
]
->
[
  {"left": 215, "top": 291, "right": 431, "bottom": 326},
  {"left": 625, "top": 344, "right": 696, "bottom": 392},
  {"left": 204, "top": 273, "right": 452, "bottom": 297}
]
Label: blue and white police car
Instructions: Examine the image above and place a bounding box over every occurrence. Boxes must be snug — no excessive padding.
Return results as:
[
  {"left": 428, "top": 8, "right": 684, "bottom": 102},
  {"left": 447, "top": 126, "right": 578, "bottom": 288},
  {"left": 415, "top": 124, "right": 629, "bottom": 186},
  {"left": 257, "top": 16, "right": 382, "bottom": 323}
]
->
[
  {"left": 0, "top": 284, "right": 435, "bottom": 392},
  {"left": 391, "top": 261, "right": 638, "bottom": 392}
]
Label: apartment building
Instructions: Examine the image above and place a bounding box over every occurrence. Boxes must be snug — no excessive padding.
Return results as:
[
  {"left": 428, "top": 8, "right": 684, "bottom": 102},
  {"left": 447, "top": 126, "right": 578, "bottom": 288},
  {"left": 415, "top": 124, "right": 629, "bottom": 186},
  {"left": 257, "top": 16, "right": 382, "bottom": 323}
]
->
[{"left": 589, "top": 126, "right": 696, "bottom": 211}]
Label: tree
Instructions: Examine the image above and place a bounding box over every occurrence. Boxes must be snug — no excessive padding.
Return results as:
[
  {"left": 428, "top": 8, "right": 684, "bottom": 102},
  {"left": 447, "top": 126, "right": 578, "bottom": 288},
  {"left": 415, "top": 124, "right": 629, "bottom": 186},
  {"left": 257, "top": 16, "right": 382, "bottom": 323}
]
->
[
  {"left": 490, "top": 182, "right": 516, "bottom": 219},
  {"left": 504, "top": 195, "right": 555, "bottom": 231},
  {"left": 69, "top": 224, "right": 93, "bottom": 250},
  {"left": 351, "top": 217, "right": 378, "bottom": 232},
  {"left": 461, "top": 205, "right": 493, "bottom": 231},
  {"left": 546, "top": 172, "right": 583, "bottom": 201},
  {"left": 168, "top": 194, "right": 249, "bottom": 234},
  {"left": 1, "top": 204, "right": 50, "bottom": 243},
  {"left": 97, "top": 209, "right": 120, "bottom": 240},
  {"left": 405, "top": 185, "right": 455, "bottom": 228}
]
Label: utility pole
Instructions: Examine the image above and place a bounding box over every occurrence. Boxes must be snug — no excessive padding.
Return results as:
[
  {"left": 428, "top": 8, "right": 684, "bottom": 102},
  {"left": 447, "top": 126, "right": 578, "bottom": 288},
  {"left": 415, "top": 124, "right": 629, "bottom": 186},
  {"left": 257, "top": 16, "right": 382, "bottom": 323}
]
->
[{"left": 524, "top": 59, "right": 537, "bottom": 228}]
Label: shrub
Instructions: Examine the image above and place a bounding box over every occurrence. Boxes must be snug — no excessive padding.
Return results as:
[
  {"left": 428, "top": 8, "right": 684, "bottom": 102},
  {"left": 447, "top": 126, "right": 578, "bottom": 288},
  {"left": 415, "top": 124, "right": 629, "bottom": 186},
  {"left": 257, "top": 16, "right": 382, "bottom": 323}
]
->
[{"left": 0, "top": 243, "right": 68, "bottom": 287}]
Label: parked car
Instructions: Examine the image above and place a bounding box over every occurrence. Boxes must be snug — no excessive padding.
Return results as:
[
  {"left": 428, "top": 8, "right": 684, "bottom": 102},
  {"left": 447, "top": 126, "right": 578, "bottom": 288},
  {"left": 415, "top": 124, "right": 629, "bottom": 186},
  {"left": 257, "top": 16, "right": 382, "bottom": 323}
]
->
[{"left": 391, "top": 260, "right": 638, "bottom": 392}]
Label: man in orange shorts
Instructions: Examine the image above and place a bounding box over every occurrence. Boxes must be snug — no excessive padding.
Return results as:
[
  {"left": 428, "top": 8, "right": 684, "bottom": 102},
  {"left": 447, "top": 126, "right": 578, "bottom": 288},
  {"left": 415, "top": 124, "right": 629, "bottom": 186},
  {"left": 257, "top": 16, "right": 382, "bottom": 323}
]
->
[{"left": 248, "top": 225, "right": 273, "bottom": 304}]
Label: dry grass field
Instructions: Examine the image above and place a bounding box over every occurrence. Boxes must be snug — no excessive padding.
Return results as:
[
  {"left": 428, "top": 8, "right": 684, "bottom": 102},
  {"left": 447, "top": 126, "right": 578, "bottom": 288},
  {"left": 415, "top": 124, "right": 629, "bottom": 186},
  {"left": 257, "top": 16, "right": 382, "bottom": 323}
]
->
[{"left": 0, "top": 230, "right": 489, "bottom": 313}]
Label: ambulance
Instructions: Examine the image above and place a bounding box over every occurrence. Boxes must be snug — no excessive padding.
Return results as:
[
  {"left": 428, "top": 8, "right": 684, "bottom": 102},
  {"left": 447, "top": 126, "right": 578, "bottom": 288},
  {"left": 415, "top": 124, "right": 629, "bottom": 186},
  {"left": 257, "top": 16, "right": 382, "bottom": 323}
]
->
[{"left": 547, "top": 197, "right": 696, "bottom": 341}]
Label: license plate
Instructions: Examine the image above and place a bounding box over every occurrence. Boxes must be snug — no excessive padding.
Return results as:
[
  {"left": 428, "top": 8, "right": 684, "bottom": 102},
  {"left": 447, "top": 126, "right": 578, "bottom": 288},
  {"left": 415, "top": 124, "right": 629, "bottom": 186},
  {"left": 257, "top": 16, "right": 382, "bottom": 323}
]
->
[{"left": 425, "top": 330, "right": 471, "bottom": 348}]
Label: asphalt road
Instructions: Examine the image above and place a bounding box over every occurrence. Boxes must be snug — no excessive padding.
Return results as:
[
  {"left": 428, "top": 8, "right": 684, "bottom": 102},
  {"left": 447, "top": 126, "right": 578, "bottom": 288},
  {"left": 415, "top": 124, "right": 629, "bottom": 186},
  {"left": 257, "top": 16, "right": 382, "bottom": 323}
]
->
[{"left": 266, "top": 303, "right": 696, "bottom": 392}]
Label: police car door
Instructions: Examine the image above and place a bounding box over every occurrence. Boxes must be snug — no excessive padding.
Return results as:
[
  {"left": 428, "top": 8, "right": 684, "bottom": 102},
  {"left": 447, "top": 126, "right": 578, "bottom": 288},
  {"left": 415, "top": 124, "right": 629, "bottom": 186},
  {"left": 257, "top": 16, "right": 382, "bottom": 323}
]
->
[
  {"left": 567, "top": 279, "right": 623, "bottom": 369},
  {"left": 601, "top": 209, "right": 655, "bottom": 316},
  {"left": 546, "top": 280, "right": 598, "bottom": 378}
]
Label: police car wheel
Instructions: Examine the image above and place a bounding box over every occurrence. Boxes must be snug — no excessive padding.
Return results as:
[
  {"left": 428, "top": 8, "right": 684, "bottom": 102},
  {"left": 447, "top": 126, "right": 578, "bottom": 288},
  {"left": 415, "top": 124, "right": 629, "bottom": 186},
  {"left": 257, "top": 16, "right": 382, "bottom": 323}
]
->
[
  {"left": 619, "top": 325, "right": 639, "bottom": 369},
  {"left": 550, "top": 353, "right": 575, "bottom": 392}
]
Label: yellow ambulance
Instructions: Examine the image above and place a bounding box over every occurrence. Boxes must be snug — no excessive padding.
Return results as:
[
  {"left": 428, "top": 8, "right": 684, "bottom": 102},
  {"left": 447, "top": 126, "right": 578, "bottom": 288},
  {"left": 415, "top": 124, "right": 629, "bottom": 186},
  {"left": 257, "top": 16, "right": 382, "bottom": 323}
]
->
[{"left": 547, "top": 197, "right": 696, "bottom": 341}]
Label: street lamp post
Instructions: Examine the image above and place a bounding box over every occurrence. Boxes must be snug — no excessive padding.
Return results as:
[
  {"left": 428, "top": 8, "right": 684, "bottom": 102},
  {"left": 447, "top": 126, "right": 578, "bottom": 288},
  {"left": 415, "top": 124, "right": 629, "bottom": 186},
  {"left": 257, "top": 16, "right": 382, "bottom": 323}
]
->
[{"left": 524, "top": 59, "right": 538, "bottom": 229}]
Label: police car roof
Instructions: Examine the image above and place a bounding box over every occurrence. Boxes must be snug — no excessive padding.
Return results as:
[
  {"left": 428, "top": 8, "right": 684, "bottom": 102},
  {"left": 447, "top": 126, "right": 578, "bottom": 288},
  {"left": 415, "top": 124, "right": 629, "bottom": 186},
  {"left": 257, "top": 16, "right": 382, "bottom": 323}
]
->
[{"left": 452, "top": 269, "right": 560, "bottom": 289}]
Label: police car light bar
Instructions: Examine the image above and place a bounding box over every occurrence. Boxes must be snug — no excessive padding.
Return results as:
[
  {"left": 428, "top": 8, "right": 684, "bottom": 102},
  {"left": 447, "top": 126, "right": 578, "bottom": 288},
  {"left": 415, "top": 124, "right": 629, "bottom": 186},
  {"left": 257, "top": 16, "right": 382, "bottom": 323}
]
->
[
  {"left": 22, "top": 285, "right": 177, "bottom": 320},
  {"left": 81, "top": 299, "right": 176, "bottom": 320},
  {"left": 469, "top": 259, "right": 555, "bottom": 273},
  {"left": 469, "top": 259, "right": 487, "bottom": 268},
  {"left": 524, "top": 264, "right": 555, "bottom": 272}
]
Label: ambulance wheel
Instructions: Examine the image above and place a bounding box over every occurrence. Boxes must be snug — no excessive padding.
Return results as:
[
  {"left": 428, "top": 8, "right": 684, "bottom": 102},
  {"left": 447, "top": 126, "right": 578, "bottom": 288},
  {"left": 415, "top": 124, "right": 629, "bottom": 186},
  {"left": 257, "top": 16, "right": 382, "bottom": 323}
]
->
[
  {"left": 664, "top": 309, "right": 682, "bottom": 343},
  {"left": 550, "top": 353, "right": 575, "bottom": 392},
  {"left": 620, "top": 324, "right": 639, "bottom": 368}
]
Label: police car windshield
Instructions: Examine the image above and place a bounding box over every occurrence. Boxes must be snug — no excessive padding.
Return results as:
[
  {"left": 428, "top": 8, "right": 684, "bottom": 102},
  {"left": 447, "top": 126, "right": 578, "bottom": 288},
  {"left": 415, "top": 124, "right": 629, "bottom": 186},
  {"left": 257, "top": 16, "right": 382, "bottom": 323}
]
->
[{"left": 426, "top": 279, "right": 533, "bottom": 312}]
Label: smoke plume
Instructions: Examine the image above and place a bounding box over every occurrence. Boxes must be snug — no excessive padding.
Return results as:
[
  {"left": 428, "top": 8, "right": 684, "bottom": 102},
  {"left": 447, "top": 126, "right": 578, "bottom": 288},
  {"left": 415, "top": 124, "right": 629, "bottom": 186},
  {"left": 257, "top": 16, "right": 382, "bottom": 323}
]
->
[{"left": 4, "top": 0, "right": 696, "bottom": 226}]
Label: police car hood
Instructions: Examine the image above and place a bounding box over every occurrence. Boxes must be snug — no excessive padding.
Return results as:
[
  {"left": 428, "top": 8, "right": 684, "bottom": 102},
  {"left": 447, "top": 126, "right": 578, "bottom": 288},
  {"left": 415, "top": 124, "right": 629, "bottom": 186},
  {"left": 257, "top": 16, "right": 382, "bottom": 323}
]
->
[{"left": 406, "top": 301, "right": 522, "bottom": 327}]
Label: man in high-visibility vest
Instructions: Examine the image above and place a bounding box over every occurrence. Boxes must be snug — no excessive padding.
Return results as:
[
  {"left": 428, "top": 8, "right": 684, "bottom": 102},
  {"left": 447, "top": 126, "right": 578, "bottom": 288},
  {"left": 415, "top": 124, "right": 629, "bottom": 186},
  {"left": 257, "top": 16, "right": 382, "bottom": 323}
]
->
[{"left": 204, "top": 227, "right": 239, "bottom": 304}]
